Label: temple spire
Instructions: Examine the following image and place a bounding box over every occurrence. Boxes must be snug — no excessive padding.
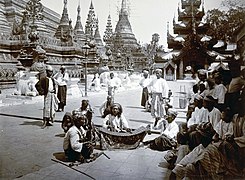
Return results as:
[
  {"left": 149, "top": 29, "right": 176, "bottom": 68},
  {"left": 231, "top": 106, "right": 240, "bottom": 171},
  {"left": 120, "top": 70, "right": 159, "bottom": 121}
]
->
[
  {"left": 94, "top": 17, "right": 103, "bottom": 47},
  {"left": 74, "top": 1, "right": 86, "bottom": 43},
  {"left": 55, "top": 0, "right": 73, "bottom": 44},
  {"left": 121, "top": 0, "right": 128, "bottom": 15},
  {"left": 103, "top": 14, "right": 113, "bottom": 45},
  {"left": 113, "top": 0, "right": 138, "bottom": 49},
  {"left": 85, "top": 0, "right": 97, "bottom": 39}
]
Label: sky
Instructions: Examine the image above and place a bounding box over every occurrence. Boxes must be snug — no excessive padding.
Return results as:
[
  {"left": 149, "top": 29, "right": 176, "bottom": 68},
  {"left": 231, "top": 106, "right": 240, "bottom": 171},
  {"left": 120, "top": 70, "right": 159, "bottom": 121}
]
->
[{"left": 41, "top": 0, "right": 223, "bottom": 47}]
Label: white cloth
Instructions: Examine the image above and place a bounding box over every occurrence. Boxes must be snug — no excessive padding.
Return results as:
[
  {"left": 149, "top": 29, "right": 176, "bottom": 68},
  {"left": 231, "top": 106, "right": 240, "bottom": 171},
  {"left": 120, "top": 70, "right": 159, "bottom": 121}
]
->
[
  {"left": 139, "top": 77, "right": 151, "bottom": 88},
  {"left": 213, "top": 84, "right": 227, "bottom": 104},
  {"left": 187, "top": 107, "right": 209, "bottom": 128},
  {"left": 155, "top": 119, "right": 179, "bottom": 138},
  {"left": 48, "top": 77, "right": 54, "bottom": 92},
  {"left": 103, "top": 113, "right": 129, "bottom": 132},
  {"left": 148, "top": 78, "right": 169, "bottom": 97},
  {"left": 108, "top": 77, "right": 121, "bottom": 88},
  {"left": 214, "top": 120, "right": 233, "bottom": 139},
  {"left": 63, "top": 125, "right": 86, "bottom": 152},
  {"left": 54, "top": 72, "right": 69, "bottom": 86},
  {"left": 175, "top": 144, "right": 205, "bottom": 167},
  {"left": 208, "top": 107, "right": 221, "bottom": 128}
]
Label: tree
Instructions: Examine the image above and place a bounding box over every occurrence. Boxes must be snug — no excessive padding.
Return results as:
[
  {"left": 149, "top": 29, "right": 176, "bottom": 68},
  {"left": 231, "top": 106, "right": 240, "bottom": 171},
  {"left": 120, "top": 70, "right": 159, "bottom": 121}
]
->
[{"left": 205, "top": 1, "right": 245, "bottom": 42}]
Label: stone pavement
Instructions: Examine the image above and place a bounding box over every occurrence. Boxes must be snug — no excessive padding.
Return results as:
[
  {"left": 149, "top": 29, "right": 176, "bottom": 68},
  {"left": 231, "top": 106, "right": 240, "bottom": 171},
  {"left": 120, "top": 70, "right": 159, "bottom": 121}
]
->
[{"left": 0, "top": 80, "right": 193, "bottom": 180}]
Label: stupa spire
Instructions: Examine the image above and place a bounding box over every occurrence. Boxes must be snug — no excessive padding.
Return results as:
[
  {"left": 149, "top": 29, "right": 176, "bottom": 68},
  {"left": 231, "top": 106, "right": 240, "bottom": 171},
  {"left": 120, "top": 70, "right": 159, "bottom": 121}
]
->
[
  {"left": 121, "top": 0, "right": 128, "bottom": 15},
  {"left": 55, "top": 0, "right": 73, "bottom": 44},
  {"left": 114, "top": 0, "right": 138, "bottom": 48},
  {"left": 74, "top": 1, "right": 86, "bottom": 42},
  {"left": 94, "top": 17, "right": 103, "bottom": 47}
]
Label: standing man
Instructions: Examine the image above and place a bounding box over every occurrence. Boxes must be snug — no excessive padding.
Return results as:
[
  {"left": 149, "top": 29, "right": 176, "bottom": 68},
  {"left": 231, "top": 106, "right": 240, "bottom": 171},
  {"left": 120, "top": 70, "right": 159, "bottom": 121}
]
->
[
  {"left": 107, "top": 72, "right": 120, "bottom": 103},
  {"left": 139, "top": 70, "right": 151, "bottom": 108},
  {"left": 148, "top": 69, "right": 169, "bottom": 127},
  {"left": 35, "top": 65, "right": 58, "bottom": 128},
  {"left": 54, "top": 65, "right": 69, "bottom": 112}
]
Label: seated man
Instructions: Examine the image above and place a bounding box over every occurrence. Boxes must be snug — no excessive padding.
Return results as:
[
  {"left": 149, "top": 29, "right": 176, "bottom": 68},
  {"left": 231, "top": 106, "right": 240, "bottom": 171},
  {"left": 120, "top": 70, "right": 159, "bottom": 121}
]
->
[
  {"left": 103, "top": 103, "right": 130, "bottom": 132},
  {"left": 61, "top": 112, "right": 73, "bottom": 133},
  {"left": 77, "top": 99, "right": 93, "bottom": 122},
  {"left": 99, "top": 95, "right": 113, "bottom": 118},
  {"left": 170, "top": 122, "right": 216, "bottom": 180},
  {"left": 143, "top": 108, "right": 179, "bottom": 151},
  {"left": 63, "top": 112, "right": 93, "bottom": 162}
]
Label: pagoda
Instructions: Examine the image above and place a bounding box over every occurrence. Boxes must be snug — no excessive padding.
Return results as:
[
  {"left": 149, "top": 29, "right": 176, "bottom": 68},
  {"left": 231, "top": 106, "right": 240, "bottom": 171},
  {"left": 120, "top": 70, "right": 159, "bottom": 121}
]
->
[
  {"left": 84, "top": 1, "right": 97, "bottom": 40},
  {"left": 167, "top": 0, "right": 215, "bottom": 79},
  {"left": 105, "top": 0, "right": 147, "bottom": 71},
  {"left": 94, "top": 18, "right": 104, "bottom": 48},
  {"left": 73, "top": 3, "right": 86, "bottom": 43},
  {"left": 114, "top": 0, "right": 138, "bottom": 48},
  {"left": 54, "top": 0, "right": 73, "bottom": 45},
  {"left": 103, "top": 15, "right": 113, "bottom": 47}
]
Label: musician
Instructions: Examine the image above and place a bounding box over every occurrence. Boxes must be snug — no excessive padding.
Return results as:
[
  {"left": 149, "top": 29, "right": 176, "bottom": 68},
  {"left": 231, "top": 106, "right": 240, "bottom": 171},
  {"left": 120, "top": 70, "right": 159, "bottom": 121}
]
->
[
  {"left": 103, "top": 103, "right": 131, "bottom": 132},
  {"left": 76, "top": 100, "right": 94, "bottom": 141},
  {"left": 61, "top": 112, "right": 73, "bottom": 133},
  {"left": 63, "top": 112, "right": 93, "bottom": 162}
]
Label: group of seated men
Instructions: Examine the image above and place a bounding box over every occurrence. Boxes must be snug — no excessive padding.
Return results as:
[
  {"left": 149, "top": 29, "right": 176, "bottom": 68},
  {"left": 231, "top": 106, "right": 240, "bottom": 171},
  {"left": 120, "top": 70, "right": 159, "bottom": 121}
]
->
[
  {"left": 164, "top": 69, "right": 245, "bottom": 179},
  {"left": 61, "top": 98, "right": 133, "bottom": 162},
  {"left": 60, "top": 67, "right": 245, "bottom": 179}
]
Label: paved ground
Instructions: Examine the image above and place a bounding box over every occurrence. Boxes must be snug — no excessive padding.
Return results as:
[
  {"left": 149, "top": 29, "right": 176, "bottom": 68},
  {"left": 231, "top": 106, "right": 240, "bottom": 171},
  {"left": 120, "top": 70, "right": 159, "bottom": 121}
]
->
[{"left": 0, "top": 80, "right": 194, "bottom": 180}]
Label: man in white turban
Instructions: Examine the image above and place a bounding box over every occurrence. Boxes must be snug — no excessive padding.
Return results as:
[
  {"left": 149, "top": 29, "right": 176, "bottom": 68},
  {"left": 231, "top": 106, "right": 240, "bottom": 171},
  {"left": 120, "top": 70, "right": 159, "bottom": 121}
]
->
[
  {"left": 148, "top": 69, "right": 170, "bottom": 127},
  {"left": 139, "top": 70, "right": 151, "bottom": 108},
  {"left": 53, "top": 65, "right": 69, "bottom": 112}
]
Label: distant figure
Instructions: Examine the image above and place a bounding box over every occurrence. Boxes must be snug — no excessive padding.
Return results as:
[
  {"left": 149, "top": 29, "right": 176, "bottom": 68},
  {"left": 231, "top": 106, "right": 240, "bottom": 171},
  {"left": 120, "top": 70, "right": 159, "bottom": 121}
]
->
[
  {"left": 107, "top": 72, "right": 120, "bottom": 102},
  {"left": 89, "top": 73, "right": 101, "bottom": 92},
  {"left": 53, "top": 65, "right": 69, "bottom": 112},
  {"left": 196, "top": 69, "right": 207, "bottom": 88},
  {"left": 148, "top": 69, "right": 169, "bottom": 127},
  {"left": 99, "top": 95, "right": 113, "bottom": 118},
  {"left": 139, "top": 70, "right": 151, "bottom": 107},
  {"left": 35, "top": 65, "right": 58, "bottom": 128},
  {"left": 213, "top": 73, "right": 227, "bottom": 111}
]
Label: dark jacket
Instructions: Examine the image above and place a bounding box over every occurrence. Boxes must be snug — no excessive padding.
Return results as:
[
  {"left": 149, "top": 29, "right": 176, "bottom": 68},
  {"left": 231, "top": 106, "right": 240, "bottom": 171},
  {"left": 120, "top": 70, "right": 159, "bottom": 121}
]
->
[{"left": 35, "top": 77, "right": 56, "bottom": 96}]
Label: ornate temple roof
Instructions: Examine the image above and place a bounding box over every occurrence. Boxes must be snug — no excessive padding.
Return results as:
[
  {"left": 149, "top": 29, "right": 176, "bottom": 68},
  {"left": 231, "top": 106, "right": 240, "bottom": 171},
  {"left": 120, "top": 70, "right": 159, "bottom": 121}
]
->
[
  {"left": 103, "top": 15, "right": 113, "bottom": 45},
  {"left": 85, "top": 0, "right": 97, "bottom": 39},
  {"left": 0, "top": 4, "right": 11, "bottom": 35}
]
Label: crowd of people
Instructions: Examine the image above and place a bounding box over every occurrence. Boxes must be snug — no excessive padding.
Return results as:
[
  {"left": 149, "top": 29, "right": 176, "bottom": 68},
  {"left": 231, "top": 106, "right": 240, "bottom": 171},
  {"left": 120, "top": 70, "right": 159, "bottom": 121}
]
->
[
  {"left": 34, "top": 64, "right": 245, "bottom": 179},
  {"left": 166, "top": 68, "right": 245, "bottom": 179}
]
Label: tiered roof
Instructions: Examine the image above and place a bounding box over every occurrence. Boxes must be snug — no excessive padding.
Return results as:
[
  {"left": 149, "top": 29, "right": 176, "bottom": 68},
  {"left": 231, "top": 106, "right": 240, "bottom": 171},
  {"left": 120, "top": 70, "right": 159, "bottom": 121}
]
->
[{"left": 114, "top": 0, "right": 138, "bottom": 48}]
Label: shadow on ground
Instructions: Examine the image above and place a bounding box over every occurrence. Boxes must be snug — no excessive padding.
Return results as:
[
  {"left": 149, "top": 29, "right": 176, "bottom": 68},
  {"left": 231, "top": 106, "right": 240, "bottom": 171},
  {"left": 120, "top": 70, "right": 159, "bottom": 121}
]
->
[{"left": 19, "top": 120, "right": 43, "bottom": 127}]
